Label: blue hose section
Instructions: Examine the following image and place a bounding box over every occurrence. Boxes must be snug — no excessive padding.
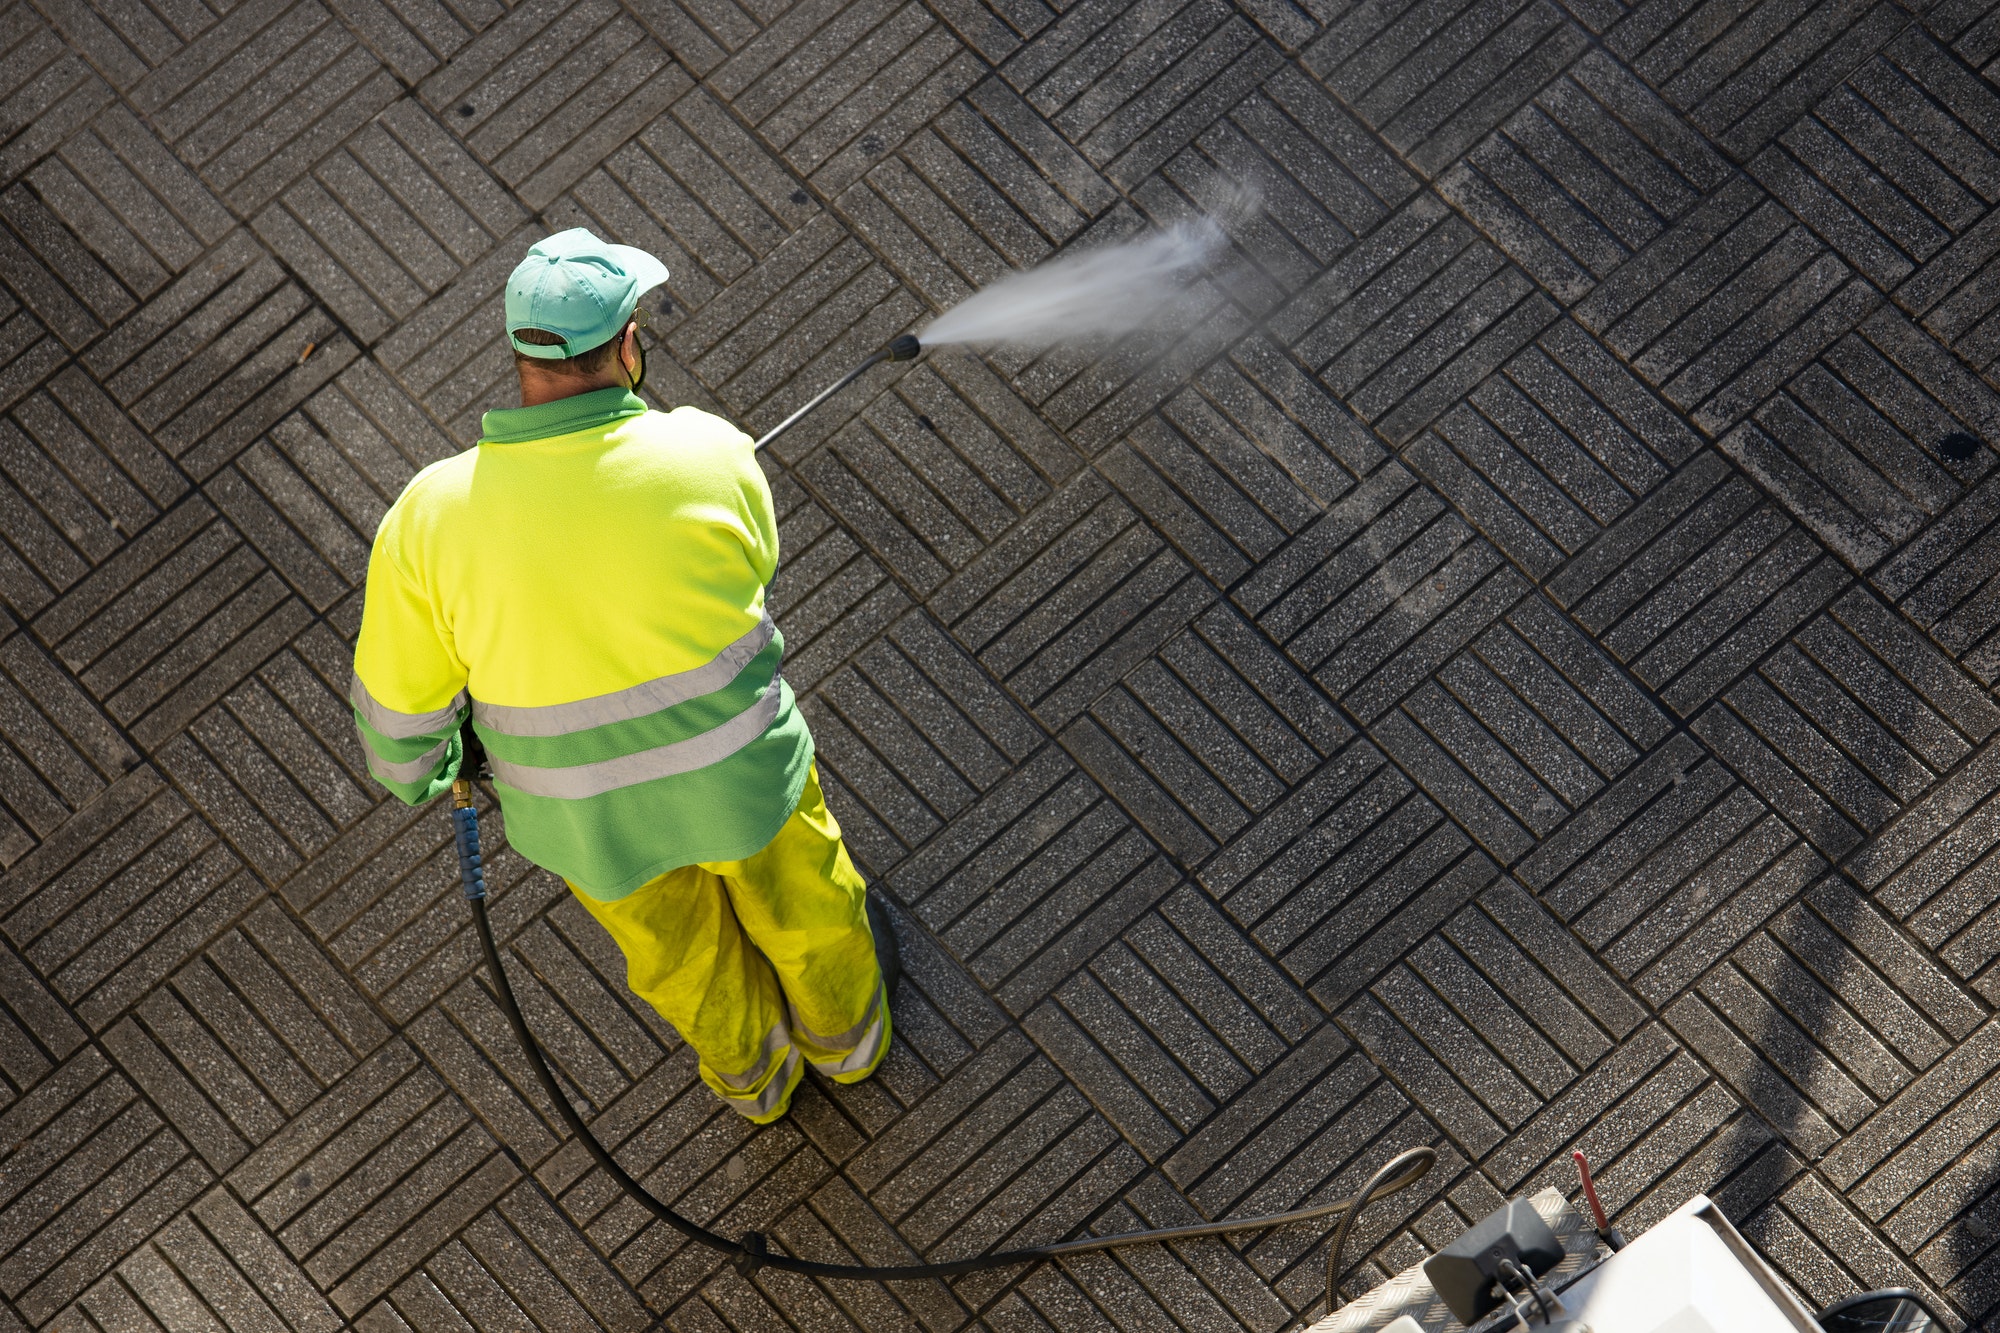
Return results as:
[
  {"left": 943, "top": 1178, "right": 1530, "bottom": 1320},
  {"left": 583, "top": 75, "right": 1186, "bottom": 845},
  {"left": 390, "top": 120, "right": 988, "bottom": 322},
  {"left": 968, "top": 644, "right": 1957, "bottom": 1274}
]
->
[{"left": 452, "top": 806, "right": 487, "bottom": 901}]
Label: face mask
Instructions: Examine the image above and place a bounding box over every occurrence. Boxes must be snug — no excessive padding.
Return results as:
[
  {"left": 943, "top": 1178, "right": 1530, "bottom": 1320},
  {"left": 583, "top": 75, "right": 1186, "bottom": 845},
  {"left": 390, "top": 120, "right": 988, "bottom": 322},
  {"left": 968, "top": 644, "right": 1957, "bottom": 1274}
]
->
[{"left": 628, "top": 340, "right": 646, "bottom": 395}]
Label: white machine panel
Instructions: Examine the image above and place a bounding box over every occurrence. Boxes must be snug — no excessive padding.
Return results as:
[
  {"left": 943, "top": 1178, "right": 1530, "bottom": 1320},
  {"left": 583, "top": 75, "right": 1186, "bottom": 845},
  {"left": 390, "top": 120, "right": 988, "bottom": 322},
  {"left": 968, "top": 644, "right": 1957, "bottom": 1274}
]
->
[{"left": 1550, "top": 1195, "right": 1820, "bottom": 1333}]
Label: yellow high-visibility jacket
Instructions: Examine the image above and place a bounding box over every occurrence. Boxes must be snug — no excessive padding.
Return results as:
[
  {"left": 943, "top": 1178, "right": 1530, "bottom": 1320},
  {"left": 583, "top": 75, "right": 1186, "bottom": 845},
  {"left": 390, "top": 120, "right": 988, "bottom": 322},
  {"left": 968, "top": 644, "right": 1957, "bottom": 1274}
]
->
[{"left": 350, "top": 387, "right": 813, "bottom": 900}]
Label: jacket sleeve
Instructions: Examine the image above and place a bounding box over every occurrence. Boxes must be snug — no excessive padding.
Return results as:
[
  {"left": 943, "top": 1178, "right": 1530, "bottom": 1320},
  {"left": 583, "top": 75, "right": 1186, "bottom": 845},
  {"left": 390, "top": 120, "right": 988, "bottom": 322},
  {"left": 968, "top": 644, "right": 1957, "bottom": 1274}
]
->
[
  {"left": 351, "top": 526, "right": 467, "bottom": 806},
  {"left": 741, "top": 433, "right": 781, "bottom": 587}
]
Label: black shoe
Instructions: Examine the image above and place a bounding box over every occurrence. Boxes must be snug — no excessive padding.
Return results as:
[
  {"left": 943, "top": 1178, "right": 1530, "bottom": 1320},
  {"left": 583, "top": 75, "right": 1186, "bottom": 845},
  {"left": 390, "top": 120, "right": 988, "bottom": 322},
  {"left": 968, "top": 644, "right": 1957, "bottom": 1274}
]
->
[{"left": 867, "top": 891, "right": 902, "bottom": 1000}]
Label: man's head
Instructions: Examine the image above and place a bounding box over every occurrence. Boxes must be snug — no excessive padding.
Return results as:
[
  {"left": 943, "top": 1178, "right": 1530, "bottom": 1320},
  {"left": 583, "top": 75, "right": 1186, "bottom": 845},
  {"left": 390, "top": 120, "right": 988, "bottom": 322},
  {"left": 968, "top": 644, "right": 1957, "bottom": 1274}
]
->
[{"left": 506, "top": 229, "right": 669, "bottom": 406}]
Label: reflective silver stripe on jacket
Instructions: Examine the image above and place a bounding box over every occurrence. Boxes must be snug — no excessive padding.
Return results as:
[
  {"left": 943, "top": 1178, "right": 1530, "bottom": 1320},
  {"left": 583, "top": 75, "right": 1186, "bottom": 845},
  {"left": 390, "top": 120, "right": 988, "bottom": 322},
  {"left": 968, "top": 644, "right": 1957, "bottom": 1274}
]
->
[
  {"left": 488, "top": 676, "right": 784, "bottom": 798},
  {"left": 472, "top": 613, "right": 775, "bottom": 738},
  {"left": 366, "top": 738, "right": 451, "bottom": 784},
  {"left": 351, "top": 675, "right": 467, "bottom": 739}
]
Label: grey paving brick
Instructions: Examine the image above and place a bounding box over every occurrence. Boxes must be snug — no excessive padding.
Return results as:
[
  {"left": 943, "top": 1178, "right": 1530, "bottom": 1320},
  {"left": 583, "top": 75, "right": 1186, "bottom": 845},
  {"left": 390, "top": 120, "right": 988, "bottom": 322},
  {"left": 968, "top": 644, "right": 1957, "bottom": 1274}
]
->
[
  {"left": 374, "top": 222, "right": 559, "bottom": 446},
  {"left": 808, "top": 614, "right": 1043, "bottom": 879},
  {"left": 571, "top": 90, "right": 817, "bottom": 331},
  {"left": 924, "top": 472, "right": 1211, "bottom": 729},
  {"left": 420, "top": 0, "right": 681, "bottom": 209},
  {"left": 1073, "top": 607, "right": 1350, "bottom": 861},
  {"left": 1486, "top": 1019, "right": 1679, "bottom": 1191},
  {"left": 1167, "top": 71, "right": 1418, "bottom": 305},
  {"left": 664, "top": 214, "right": 926, "bottom": 446},
  {"left": 27, "top": 497, "right": 315, "bottom": 751},
  {"left": 0, "top": 928, "right": 84, "bottom": 1096},
  {"left": 0, "top": 304, "right": 66, "bottom": 430},
  {"left": 0, "top": 767, "right": 263, "bottom": 1031},
  {"left": 1001, "top": 0, "right": 1281, "bottom": 183},
  {"left": 1407, "top": 316, "right": 1705, "bottom": 583},
  {"left": 0, "top": 629, "right": 134, "bottom": 865},
  {"left": 28, "top": 0, "right": 202, "bottom": 91},
  {"left": 225, "top": 1036, "right": 518, "bottom": 1314},
  {"left": 1755, "top": 31, "right": 2000, "bottom": 296},
  {"left": 273, "top": 778, "right": 555, "bottom": 1021},
  {"left": 1207, "top": 739, "right": 1504, "bottom": 1007},
  {"left": 40, "top": 104, "right": 232, "bottom": 287},
  {"left": 1889, "top": 15, "right": 2000, "bottom": 390},
  {"left": 60, "top": 1185, "right": 345, "bottom": 1333},
  {"left": 1303, "top": 0, "right": 1588, "bottom": 180},
  {"left": 1372, "top": 592, "right": 1671, "bottom": 865},
  {"left": 535, "top": 1051, "right": 750, "bottom": 1287},
  {"left": 81, "top": 231, "right": 357, "bottom": 476},
  {"left": 1045, "top": 244, "right": 1255, "bottom": 457},
  {"left": 1242, "top": 1101, "right": 1453, "bottom": 1308},
  {"left": 710, "top": 0, "right": 982, "bottom": 196},
  {"left": 884, "top": 744, "right": 1179, "bottom": 1013},
  {"left": 1613, "top": 1101, "right": 1772, "bottom": 1237},
  {"left": 102, "top": 897, "right": 385, "bottom": 1178},
  {"left": 1547, "top": 450, "right": 1852, "bottom": 717},
  {"left": 0, "top": 370, "right": 188, "bottom": 628},
  {"left": 1440, "top": 49, "right": 1731, "bottom": 305},
  {"left": 1278, "top": 192, "right": 1562, "bottom": 445},
  {"left": 1607, "top": 0, "right": 1910, "bottom": 162},
  {"left": 255, "top": 100, "right": 526, "bottom": 346},
  {"left": 0, "top": 181, "right": 136, "bottom": 354},
  {"left": 767, "top": 502, "right": 911, "bottom": 698},
  {"left": 9, "top": 164, "right": 166, "bottom": 332},
  {"left": 1235, "top": 460, "right": 1506, "bottom": 721},
  {"left": 367, "top": 1188, "right": 650, "bottom": 1333},
  {"left": 790, "top": 359, "right": 1080, "bottom": 599},
  {"left": 1854, "top": 739, "right": 2000, "bottom": 1003},
  {"left": 1102, "top": 395, "right": 1320, "bottom": 588},
  {"left": 0, "top": 3, "right": 113, "bottom": 184},
  {"left": 838, "top": 89, "right": 1112, "bottom": 316},
  {"left": 0, "top": 1046, "right": 210, "bottom": 1323},
  {"left": 1723, "top": 310, "right": 2000, "bottom": 574},
  {"left": 1519, "top": 731, "right": 1832, "bottom": 1009},
  {"left": 1035, "top": 936, "right": 1265, "bottom": 1155},
  {"left": 1740, "top": 1170, "right": 1951, "bottom": 1317},
  {"left": 132, "top": 0, "right": 400, "bottom": 213},
  {"left": 1576, "top": 177, "right": 1884, "bottom": 436},
  {"left": 1687, "top": 587, "right": 1997, "bottom": 869}
]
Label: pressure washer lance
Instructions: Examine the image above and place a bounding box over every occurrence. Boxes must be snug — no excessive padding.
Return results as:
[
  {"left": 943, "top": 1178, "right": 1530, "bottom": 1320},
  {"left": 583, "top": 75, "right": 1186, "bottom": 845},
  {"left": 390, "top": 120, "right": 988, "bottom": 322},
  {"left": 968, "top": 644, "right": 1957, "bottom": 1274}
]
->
[
  {"left": 446, "top": 728, "right": 1436, "bottom": 1276},
  {"left": 753, "top": 334, "right": 923, "bottom": 451}
]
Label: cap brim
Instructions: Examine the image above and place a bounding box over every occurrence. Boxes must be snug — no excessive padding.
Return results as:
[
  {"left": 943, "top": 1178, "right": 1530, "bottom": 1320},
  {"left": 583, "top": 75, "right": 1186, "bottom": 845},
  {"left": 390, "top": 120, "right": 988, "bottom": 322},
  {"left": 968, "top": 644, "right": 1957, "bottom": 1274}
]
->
[{"left": 606, "top": 244, "right": 670, "bottom": 300}]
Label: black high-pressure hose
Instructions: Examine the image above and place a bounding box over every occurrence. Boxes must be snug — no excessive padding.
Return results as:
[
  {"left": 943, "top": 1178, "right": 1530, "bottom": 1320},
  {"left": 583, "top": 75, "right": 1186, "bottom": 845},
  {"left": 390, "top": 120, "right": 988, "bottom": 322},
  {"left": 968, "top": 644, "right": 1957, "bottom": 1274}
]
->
[{"left": 445, "top": 340, "right": 1440, "bottom": 1285}]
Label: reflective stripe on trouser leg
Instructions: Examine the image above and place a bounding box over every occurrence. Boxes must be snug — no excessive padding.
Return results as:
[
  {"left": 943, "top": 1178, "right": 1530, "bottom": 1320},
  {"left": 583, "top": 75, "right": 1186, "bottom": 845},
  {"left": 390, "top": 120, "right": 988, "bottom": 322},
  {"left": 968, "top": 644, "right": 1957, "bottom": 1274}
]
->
[
  {"left": 706, "top": 763, "right": 889, "bottom": 1085},
  {"left": 568, "top": 860, "right": 802, "bottom": 1123},
  {"left": 710, "top": 1028, "right": 802, "bottom": 1122},
  {"left": 789, "top": 980, "right": 886, "bottom": 1080}
]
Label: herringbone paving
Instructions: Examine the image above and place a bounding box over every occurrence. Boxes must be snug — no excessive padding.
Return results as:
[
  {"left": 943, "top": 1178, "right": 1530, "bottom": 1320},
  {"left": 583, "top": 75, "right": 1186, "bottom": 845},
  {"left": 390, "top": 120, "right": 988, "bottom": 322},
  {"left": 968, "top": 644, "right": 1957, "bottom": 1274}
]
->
[{"left": 3, "top": 0, "right": 2000, "bottom": 1324}]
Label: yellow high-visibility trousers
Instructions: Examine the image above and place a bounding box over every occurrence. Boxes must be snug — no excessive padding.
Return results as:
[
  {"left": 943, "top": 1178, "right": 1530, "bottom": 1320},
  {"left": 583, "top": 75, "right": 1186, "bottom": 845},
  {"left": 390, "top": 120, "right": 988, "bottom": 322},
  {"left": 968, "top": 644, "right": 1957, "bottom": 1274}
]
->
[{"left": 570, "top": 765, "right": 888, "bottom": 1123}]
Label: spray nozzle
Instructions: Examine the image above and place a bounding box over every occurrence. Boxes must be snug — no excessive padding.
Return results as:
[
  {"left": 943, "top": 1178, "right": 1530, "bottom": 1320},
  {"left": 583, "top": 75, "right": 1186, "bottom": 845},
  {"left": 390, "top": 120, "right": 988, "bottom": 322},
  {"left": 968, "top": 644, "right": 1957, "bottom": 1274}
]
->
[{"left": 885, "top": 334, "right": 921, "bottom": 361}]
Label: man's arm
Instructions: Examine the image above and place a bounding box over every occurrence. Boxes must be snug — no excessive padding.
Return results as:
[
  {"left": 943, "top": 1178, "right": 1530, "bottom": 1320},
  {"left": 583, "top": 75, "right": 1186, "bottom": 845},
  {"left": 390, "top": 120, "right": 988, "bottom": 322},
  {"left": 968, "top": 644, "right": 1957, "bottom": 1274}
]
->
[{"left": 351, "top": 533, "right": 468, "bottom": 805}]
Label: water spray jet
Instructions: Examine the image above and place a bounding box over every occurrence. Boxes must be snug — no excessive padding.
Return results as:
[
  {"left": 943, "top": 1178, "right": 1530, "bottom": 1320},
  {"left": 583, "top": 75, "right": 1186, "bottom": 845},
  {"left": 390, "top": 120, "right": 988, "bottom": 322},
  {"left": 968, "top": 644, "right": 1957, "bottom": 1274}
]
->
[{"left": 752, "top": 218, "right": 1225, "bottom": 451}]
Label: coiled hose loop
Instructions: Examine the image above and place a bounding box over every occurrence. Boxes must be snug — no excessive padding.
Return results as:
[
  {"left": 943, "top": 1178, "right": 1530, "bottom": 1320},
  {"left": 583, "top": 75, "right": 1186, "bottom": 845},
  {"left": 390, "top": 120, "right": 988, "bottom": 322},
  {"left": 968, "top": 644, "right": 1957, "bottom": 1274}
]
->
[{"left": 451, "top": 737, "right": 1435, "bottom": 1281}]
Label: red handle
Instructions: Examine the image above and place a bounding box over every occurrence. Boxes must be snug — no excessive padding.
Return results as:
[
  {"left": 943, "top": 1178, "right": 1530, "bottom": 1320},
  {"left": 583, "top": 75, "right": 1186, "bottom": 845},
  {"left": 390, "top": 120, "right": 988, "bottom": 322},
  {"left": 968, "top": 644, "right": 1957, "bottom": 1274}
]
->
[{"left": 1573, "top": 1150, "right": 1611, "bottom": 1232}]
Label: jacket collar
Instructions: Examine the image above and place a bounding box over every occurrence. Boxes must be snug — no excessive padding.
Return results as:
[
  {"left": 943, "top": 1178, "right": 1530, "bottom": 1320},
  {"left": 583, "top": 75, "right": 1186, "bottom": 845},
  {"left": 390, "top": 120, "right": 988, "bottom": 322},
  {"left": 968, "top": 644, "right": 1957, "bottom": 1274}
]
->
[{"left": 479, "top": 387, "right": 648, "bottom": 444}]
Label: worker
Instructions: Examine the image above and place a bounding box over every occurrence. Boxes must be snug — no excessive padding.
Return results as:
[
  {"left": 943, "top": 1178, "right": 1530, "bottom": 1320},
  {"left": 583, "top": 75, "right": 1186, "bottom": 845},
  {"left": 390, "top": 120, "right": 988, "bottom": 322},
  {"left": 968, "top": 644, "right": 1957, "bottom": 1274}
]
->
[{"left": 349, "top": 228, "right": 892, "bottom": 1124}]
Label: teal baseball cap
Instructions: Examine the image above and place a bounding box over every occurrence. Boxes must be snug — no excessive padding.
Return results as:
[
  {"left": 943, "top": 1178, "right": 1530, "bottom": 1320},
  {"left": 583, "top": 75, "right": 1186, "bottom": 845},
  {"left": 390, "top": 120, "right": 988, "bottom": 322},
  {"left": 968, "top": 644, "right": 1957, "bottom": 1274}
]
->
[{"left": 505, "top": 228, "right": 669, "bottom": 359}]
